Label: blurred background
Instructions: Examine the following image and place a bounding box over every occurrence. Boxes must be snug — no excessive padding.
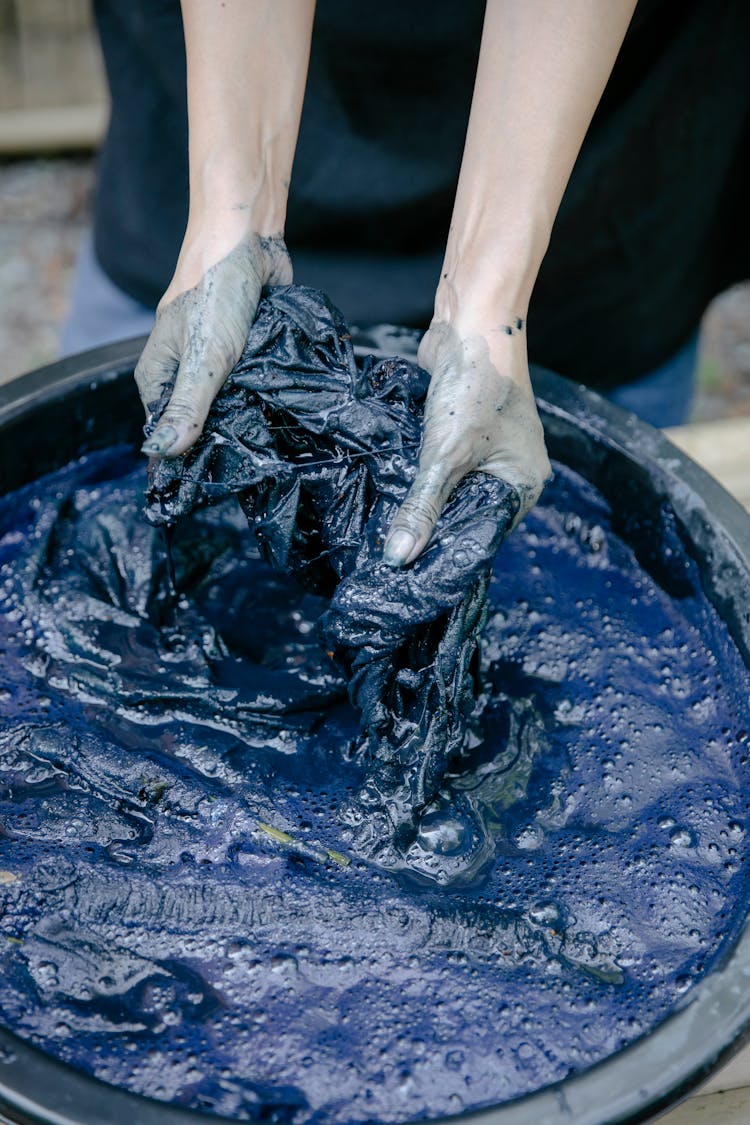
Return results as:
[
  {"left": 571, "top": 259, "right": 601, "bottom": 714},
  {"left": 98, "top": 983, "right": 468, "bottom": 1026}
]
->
[{"left": 0, "top": 0, "right": 748, "bottom": 425}]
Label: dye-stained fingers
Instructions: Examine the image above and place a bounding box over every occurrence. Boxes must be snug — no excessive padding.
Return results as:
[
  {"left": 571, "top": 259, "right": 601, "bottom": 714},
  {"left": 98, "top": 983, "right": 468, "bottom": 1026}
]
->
[
  {"left": 134, "top": 317, "right": 182, "bottom": 422},
  {"left": 138, "top": 235, "right": 292, "bottom": 458},
  {"left": 383, "top": 321, "right": 551, "bottom": 568},
  {"left": 383, "top": 460, "right": 467, "bottom": 568},
  {"left": 138, "top": 280, "right": 261, "bottom": 458}
]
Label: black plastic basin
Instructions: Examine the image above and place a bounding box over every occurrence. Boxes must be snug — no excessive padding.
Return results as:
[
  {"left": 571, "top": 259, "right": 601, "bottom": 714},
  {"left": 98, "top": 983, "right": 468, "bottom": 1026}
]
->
[{"left": 1, "top": 338, "right": 750, "bottom": 1125}]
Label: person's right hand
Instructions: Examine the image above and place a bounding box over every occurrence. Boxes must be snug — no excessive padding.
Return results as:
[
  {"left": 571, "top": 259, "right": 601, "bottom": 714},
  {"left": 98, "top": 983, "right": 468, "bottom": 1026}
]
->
[{"left": 137, "top": 232, "right": 292, "bottom": 458}]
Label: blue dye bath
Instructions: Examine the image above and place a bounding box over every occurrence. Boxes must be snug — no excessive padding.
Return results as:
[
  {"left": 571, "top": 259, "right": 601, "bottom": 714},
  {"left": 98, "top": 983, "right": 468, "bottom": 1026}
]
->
[{"left": 0, "top": 446, "right": 749, "bottom": 1122}]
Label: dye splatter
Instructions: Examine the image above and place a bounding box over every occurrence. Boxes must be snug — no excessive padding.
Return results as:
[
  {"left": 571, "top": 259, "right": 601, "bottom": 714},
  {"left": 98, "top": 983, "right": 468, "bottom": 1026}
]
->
[{"left": 0, "top": 446, "right": 749, "bottom": 1122}]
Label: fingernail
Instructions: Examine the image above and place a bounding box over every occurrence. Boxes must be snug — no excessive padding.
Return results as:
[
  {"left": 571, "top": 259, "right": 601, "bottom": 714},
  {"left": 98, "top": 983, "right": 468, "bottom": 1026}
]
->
[
  {"left": 383, "top": 529, "right": 416, "bottom": 568},
  {"left": 141, "top": 425, "right": 178, "bottom": 457}
]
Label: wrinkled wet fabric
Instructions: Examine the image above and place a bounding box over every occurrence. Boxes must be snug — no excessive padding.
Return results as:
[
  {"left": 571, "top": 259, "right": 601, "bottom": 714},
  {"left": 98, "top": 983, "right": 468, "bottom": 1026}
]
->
[
  {"left": 2, "top": 436, "right": 750, "bottom": 1119},
  {"left": 145, "top": 286, "right": 519, "bottom": 881}
]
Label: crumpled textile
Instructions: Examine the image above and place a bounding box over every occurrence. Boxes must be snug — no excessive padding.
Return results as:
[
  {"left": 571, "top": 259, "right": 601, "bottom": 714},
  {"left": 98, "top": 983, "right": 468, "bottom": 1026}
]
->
[
  {"left": 16, "top": 475, "right": 344, "bottom": 740},
  {"left": 147, "top": 286, "right": 519, "bottom": 877}
]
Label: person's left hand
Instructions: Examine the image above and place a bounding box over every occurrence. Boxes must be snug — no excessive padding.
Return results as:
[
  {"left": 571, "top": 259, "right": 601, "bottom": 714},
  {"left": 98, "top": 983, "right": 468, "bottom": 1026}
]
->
[{"left": 383, "top": 318, "right": 551, "bottom": 568}]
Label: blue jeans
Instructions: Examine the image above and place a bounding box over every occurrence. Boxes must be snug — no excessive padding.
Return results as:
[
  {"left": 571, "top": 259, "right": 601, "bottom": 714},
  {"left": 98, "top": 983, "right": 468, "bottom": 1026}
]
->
[
  {"left": 603, "top": 333, "right": 698, "bottom": 428},
  {"left": 59, "top": 233, "right": 156, "bottom": 357},
  {"left": 60, "top": 234, "right": 698, "bottom": 429}
]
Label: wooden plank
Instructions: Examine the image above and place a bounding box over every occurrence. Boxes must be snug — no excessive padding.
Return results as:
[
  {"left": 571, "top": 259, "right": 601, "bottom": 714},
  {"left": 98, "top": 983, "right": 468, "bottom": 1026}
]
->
[
  {"left": 663, "top": 416, "right": 750, "bottom": 1109},
  {"left": 702, "top": 1047, "right": 750, "bottom": 1096},
  {"left": 665, "top": 417, "right": 750, "bottom": 512},
  {"left": 0, "top": 102, "right": 107, "bottom": 152},
  {"left": 0, "top": 2, "right": 22, "bottom": 112},
  {"left": 0, "top": 0, "right": 106, "bottom": 115},
  {"left": 659, "top": 1085, "right": 750, "bottom": 1123}
]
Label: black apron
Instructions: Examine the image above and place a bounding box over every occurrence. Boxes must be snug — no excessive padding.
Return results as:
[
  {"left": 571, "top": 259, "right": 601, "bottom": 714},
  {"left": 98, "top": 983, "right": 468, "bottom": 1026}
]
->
[{"left": 93, "top": 0, "right": 749, "bottom": 387}]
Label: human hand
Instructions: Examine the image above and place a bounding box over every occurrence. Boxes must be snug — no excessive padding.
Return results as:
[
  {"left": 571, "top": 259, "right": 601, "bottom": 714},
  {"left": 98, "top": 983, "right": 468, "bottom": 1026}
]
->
[
  {"left": 137, "top": 233, "right": 292, "bottom": 458},
  {"left": 383, "top": 318, "right": 551, "bottom": 567}
]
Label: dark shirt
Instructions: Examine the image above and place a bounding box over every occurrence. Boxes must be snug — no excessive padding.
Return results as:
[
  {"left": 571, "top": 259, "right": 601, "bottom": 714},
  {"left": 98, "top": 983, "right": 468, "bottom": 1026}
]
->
[{"left": 93, "top": 0, "right": 749, "bottom": 388}]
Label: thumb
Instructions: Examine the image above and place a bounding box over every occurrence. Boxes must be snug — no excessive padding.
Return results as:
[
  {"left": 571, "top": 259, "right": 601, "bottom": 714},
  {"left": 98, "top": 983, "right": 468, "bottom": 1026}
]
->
[
  {"left": 141, "top": 338, "right": 236, "bottom": 458},
  {"left": 383, "top": 461, "right": 461, "bottom": 568},
  {"left": 134, "top": 315, "right": 180, "bottom": 418}
]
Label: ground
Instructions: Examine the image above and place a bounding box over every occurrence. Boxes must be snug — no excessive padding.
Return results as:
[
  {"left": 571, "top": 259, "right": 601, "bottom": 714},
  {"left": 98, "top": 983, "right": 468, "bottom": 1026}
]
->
[
  {"left": 1, "top": 156, "right": 749, "bottom": 424},
  {"left": 0, "top": 157, "right": 91, "bottom": 380}
]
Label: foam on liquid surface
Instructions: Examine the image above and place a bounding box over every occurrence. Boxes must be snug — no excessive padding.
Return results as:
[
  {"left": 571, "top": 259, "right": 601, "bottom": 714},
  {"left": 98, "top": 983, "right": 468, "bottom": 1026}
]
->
[{"left": 0, "top": 447, "right": 749, "bottom": 1122}]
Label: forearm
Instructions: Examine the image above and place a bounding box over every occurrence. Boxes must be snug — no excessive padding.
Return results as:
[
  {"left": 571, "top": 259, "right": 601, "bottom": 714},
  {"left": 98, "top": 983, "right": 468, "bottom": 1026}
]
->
[
  {"left": 386, "top": 2, "right": 635, "bottom": 564},
  {"left": 136, "top": 1, "right": 315, "bottom": 454},
  {"left": 439, "top": 0, "right": 636, "bottom": 330},
  {"left": 178, "top": 0, "right": 315, "bottom": 275}
]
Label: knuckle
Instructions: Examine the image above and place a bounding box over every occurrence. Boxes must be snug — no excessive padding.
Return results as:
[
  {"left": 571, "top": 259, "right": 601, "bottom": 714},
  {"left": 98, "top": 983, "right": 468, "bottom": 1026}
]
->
[
  {"left": 159, "top": 398, "right": 206, "bottom": 427},
  {"left": 133, "top": 366, "right": 147, "bottom": 396},
  {"left": 135, "top": 340, "right": 176, "bottom": 386},
  {"left": 397, "top": 489, "right": 442, "bottom": 532},
  {"left": 134, "top": 361, "right": 161, "bottom": 394}
]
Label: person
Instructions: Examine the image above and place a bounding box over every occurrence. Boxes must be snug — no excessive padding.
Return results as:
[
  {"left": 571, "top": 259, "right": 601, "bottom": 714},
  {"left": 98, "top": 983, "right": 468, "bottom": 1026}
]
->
[{"left": 64, "top": 0, "right": 750, "bottom": 566}]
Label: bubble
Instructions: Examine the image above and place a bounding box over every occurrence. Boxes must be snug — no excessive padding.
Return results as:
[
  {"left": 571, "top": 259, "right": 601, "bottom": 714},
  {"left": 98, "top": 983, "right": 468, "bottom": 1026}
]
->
[
  {"left": 445, "top": 1049, "right": 464, "bottom": 1071},
  {"left": 514, "top": 825, "right": 545, "bottom": 851},
  {"left": 416, "top": 809, "right": 473, "bottom": 856},
  {"left": 669, "top": 828, "right": 696, "bottom": 849},
  {"left": 528, "top": 901, "right": 561, "bottom": 927}
]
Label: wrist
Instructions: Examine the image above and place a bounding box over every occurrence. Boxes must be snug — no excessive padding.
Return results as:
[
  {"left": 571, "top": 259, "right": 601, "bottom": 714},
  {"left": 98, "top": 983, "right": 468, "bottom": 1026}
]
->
[
  {"left": 188, "top": 146, "right": 289, "bottom": 239},
  {"left": 419, "top": 315, "right": 533, "bottom": 400},
  {"left": 434, "top": 223, "right": 549, "bottom": 333},
  {"left": 165, "top": 228, "right": 290, "bottom": 307}
]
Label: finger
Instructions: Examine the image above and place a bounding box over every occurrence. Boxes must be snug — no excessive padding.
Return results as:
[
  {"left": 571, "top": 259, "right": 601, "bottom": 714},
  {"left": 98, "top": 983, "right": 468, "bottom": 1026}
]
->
[
  {"left": 143, "top": 256, "right": 265, "bottom": 457},
  {"left": 133, "top": 316, "right": 181, "bottom": 418},
  {"left": 383, "top": 461, "right": 463, "bottom": 568},
  {"left": 140, "top": 339, "right": 237, "bottom": 457}
]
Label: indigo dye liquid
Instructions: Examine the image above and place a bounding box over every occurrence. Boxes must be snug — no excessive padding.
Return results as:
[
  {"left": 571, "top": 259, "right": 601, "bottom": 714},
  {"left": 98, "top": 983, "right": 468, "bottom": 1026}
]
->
[{"left": 0, "top": 447, "right": 749, "bottom": 1122}]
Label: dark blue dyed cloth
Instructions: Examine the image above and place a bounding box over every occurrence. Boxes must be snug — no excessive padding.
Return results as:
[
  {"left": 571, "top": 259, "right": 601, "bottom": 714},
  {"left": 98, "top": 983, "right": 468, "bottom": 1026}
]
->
[{"left": 146, "top": 286, "right": 519, "bottom": 882}]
